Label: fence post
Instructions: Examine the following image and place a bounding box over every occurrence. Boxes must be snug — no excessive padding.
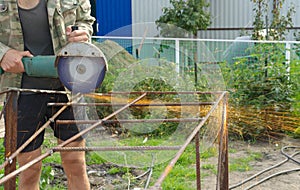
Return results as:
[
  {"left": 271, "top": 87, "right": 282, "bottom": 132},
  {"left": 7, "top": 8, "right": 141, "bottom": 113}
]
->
[
  {"left": 216, "top": 92, "right": 229, "bottom": 190},
  {"left": 285, "top": 42, "right": 291, "bottom": 80},
  {"left": 175, "top": 39, "right": 180, "bottom": 73}
]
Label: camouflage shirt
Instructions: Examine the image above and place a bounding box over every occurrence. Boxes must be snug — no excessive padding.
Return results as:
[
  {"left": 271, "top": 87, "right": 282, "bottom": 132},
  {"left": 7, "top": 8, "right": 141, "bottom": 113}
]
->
[{"left": 0, "top": 0, "right": 95, "bottom": 89}]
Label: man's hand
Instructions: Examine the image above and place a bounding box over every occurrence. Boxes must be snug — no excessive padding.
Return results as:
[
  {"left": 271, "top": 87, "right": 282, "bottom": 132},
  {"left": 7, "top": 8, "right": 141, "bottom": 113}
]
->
[
  {"left": 66, "top": 26, "right": 89, "bottom": 42},
  {"left": 0, "top": 49, "right": 32, "bottom": 73}
]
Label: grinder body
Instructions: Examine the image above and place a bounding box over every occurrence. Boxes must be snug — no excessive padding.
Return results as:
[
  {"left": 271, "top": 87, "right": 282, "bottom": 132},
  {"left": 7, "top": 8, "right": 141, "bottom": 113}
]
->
[{"left": 0, "top": 42, "right": 107, "bottom": 93}]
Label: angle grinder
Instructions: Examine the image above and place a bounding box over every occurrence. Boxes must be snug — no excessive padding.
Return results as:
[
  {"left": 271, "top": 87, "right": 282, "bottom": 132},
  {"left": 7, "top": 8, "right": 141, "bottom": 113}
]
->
[{"left": 0, "top": 42, "right": 107, "bottom": 93}]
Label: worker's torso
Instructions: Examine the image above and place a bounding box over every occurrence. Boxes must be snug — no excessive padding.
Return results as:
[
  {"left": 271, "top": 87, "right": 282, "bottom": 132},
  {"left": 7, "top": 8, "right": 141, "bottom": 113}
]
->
[
  {"left": 18, "top": 0, "right": 62, "bottom": 90},
  {"left": 0, "top": 0, "right": 92, "bottom": 90}
]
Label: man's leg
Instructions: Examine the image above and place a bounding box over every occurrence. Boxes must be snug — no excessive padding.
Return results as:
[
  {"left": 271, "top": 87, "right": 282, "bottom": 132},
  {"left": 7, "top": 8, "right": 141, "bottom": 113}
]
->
[
  {"left": 16, "top": 94, "right": 47, "bottom": 190},
  {"left": 59, "top": 139, "right": 90, "bottom": 190},
  {"left": 17, "top": 148, "right": 42, "bottom": 190}
]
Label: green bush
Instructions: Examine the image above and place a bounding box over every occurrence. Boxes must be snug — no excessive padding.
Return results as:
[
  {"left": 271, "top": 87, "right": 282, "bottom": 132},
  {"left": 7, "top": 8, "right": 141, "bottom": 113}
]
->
[{"left": 221, "top": 43, "right": 300, "bottom": 140}]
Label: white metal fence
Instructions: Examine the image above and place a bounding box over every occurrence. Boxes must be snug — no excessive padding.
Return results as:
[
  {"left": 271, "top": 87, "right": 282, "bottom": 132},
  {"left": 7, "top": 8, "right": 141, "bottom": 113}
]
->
[{"left": 92, "top": 36, "right": 300, "bottom": 73}]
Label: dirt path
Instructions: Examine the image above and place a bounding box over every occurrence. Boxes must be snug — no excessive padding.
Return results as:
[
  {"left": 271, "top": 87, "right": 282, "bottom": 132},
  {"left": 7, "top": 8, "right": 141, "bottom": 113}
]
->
[
  {"left": 202, "top": 137, "right": 300, "bottom": 190},
  {"left": 84, "top": 136, "right": 300, "bottom": 189},
  {"left": 84, "top": 137, "right": 300, "bottom": 189},
  {"left": 1, "top": 120, "right": 299, "bottom": 189}
]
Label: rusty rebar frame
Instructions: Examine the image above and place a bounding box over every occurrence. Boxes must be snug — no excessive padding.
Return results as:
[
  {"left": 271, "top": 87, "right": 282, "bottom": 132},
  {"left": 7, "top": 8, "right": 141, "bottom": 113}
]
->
[
  {"left": 0, "top": 89, "right": 228, "bottom": 190},
  {"left": 3, "top": 91, "right": 18, "bottom": 190}
]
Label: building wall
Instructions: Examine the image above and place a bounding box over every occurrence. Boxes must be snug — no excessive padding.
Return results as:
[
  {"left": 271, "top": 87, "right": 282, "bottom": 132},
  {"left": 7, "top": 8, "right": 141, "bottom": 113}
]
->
[
  {"left": 199, "top": 0, "right": 255, "bottom": 39},
  {"left": 281, "top": 0, "right": 300, "bottom": 40},
  {"left": 131, "top": 0, "right": 300, "bottom": 40},
  {"left": 130, "top": 0, "right": 256, "bottom": 39},
  {"left": 131, "top": 0, "right": 171, "bottom": 37},
  {"left": 96, "top": 0, "right": 132, "bottom": 36},
  {"left": 201, "top": 0, "right": 300, "bottom": 40},
  {"left": 95, "top": 0, "right": 300, "bottom": 40}
]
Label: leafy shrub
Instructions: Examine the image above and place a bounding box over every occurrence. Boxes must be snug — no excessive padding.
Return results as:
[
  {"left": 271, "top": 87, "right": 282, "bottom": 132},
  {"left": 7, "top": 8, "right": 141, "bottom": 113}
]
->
[{"left": 221, "top": 43, "right": 300, "bottom": 140}]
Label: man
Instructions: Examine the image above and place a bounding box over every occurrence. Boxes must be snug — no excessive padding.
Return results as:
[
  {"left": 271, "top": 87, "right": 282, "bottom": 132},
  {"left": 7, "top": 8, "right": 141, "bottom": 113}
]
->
[{"left": 0, "top": 0, "right": 95, "bottom": 189}]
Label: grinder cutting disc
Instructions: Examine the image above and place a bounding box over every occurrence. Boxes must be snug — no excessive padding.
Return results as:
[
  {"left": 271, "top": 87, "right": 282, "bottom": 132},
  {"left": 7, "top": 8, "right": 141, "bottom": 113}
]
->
[{"left": 56, "top": 42, "right": 107, "bottom": 93}]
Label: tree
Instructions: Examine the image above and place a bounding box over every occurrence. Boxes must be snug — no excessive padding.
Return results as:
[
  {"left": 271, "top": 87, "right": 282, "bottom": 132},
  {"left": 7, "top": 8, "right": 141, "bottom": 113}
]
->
[
  {"left": 155, "top": 0, "right": 211, "bottom": 38},
  {"left": 222, "top": 0, "right": 298, "bottom": 140},
  {"left": 155, "top": 0, "right": 211, "bottom": 82},
  {"left": 251, "top": 0, "right": 295, "bottom": 40}
]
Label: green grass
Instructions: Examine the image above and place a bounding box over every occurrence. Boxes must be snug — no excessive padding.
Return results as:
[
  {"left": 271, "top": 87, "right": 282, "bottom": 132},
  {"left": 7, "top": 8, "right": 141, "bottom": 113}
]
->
[
  {"left": 149, "top": 144, "right": 217, "bottom": 189},
  {"left": 0, "top": 138, "right": 4, "bottom": 190},
  {"left": 0, "top": 132, "right": 264, "bottom": 189},
  {"left": 202, "top": 163, "right": 217, "bottom": 175},
  {"left": 86, "top": 151, "right": 106, "bottom": 165},
  {"left": 229, "top": 151, "right": 262, "bottom": 172},
  {"left": 107, "top": 166, "right": 128, "bottom": 175}
]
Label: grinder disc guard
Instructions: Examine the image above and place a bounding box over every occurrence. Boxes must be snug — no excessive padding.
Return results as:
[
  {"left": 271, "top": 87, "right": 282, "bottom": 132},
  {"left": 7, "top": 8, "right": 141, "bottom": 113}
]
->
[{"left": 56, "top": 42, "right": 107, "bottom": 93}]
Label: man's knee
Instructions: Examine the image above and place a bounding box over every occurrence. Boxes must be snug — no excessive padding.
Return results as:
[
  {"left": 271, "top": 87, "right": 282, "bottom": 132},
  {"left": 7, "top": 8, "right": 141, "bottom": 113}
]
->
[
  {"left": 59, "top": 140, "right": 87, "bottom": 171},
  {"left": 61, "top": 152, "right": 86, "bottom": 166},
  {"left": 60, "top": 150, "right": 87, "bottom": 174}
]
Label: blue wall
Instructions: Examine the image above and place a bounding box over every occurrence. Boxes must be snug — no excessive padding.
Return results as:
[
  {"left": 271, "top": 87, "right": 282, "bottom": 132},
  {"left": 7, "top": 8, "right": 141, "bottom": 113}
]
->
[{"left": 96, "top": 0, "right": 132, "bottom": 36}]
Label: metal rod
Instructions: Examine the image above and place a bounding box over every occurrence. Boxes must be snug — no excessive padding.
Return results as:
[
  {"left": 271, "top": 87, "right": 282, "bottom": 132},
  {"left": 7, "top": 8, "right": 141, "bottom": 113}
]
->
[
  {"left": 0, "top": 89, "right": 14, "bottom": 96},
  {"left": 195, "top": 131, "right": 201, "bottom": 190},
  {"left": 0, "top": 89, "right": 229, "bottom": 189},
  {"left": 48, "top": 102, "right": 215, "bottom": 107},
  {"left": 52, "top": 145, "right": 181, "bottom": 152},
  {"left": 0, "top": 93, "right": 82, "bottom": 171},
  {"left": 0, "top": 150, "right": 53, "bottom": 185},
  {"left": 4, "top": 91, "right": 18, "bottom": 190},
  {"left": 6, "top": 88, "right": 69, "bottom": 95},
  {"left": 89, "top": 91, "right": 225, "bottom": 96},
  {"left": 216, "top": 93, "right": 229, "bottom": 190},
  {"left": 152, "top": 91, "right": 228, "bottom": 189},
  {"left": 0, "top": 93, "right": 147, "bottom": 185},
  {"left": 56, "top": 118, "right": 204, "bottom": 125},
  {"left": 55, "top": 93, "right": 147, "bottom": 149}
]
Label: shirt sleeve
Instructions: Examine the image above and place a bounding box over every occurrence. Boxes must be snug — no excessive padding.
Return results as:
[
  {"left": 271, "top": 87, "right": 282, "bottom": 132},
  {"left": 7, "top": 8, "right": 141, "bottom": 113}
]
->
[
  {"left": 0, "top": 42, "right": 11, "bottom": 65},
  {"left": 75, "top": 0, "right": 96, "bottom": 41}
]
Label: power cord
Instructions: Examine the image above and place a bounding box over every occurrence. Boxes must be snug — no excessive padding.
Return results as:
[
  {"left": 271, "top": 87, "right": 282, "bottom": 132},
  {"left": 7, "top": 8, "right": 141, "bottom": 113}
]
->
[{"left": 229, "top": 146, "right": 300, "bottom": 189}]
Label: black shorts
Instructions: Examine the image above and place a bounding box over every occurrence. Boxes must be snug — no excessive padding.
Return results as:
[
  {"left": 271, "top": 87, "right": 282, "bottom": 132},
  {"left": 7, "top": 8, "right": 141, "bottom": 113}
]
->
[{"left": 17, "top": 92, "right": 84, "bottom": 152}]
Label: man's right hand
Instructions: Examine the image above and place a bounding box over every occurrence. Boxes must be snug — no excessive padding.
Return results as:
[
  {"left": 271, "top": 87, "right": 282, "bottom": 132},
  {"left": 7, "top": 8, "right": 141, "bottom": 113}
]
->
[{"left": 0, "top": 49, "right": 33, "bottom": 73}]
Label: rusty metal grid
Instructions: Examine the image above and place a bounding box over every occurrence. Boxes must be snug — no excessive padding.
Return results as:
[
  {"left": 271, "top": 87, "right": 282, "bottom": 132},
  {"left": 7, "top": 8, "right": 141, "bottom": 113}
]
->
[{"left": 0, "top": 88, "right": 229, "bottom": 190}]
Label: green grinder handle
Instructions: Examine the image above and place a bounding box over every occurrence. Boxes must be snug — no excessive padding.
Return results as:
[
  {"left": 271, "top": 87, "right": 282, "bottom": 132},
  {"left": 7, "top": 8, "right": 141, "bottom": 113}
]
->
[
  {"left": 0, "top": 56, "right": 58, "bottom": 78},
  {"left": 22, "top": 56, "right": 58, "bottom": 78}
]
